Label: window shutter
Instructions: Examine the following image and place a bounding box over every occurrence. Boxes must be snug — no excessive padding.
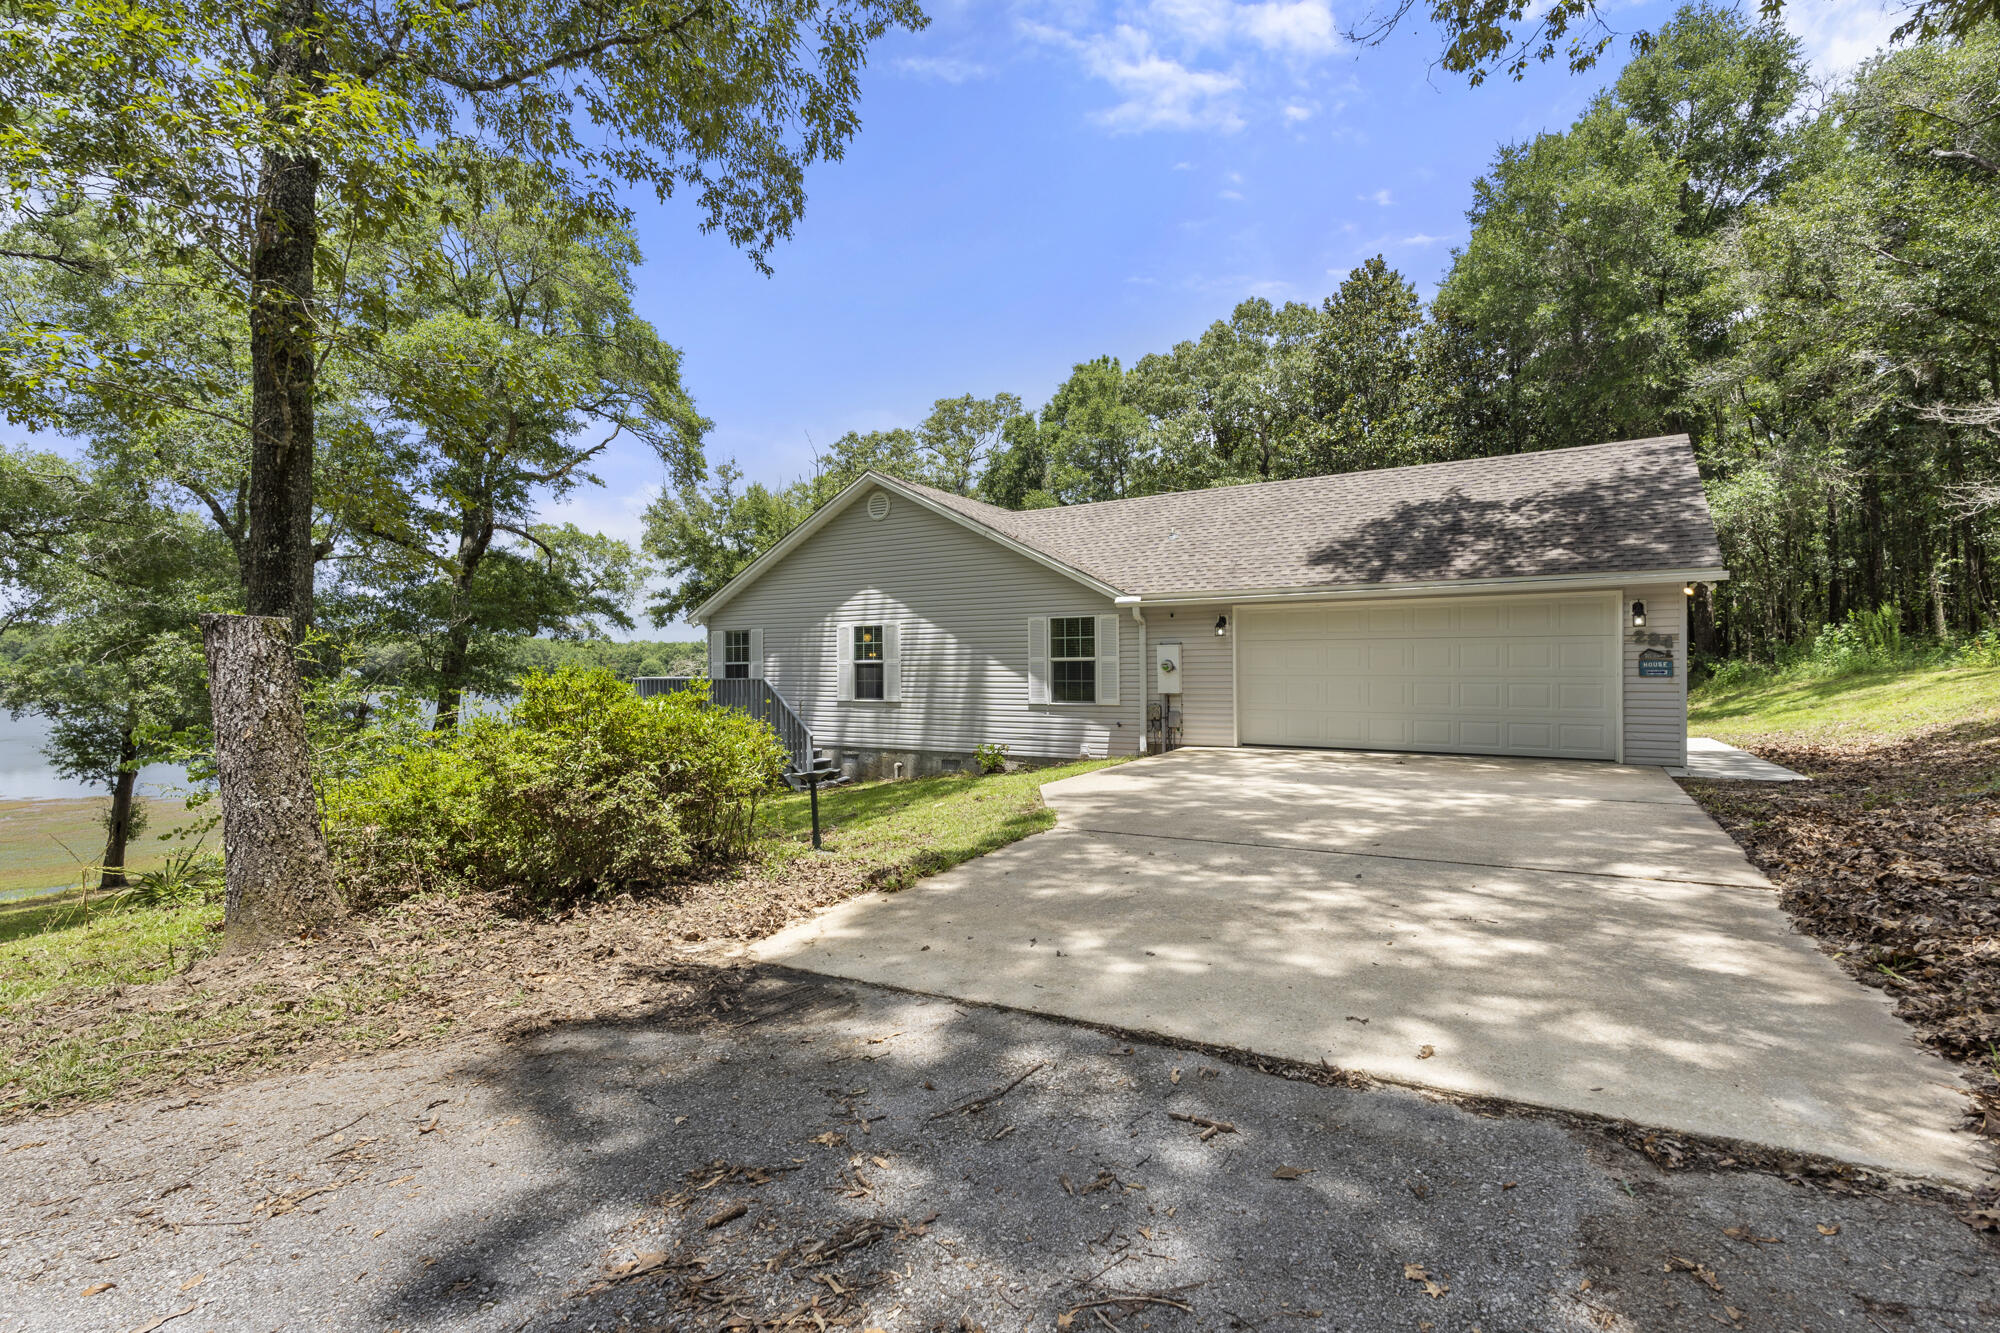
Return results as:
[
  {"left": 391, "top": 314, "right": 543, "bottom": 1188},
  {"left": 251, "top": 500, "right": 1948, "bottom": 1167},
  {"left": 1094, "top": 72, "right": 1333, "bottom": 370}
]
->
[
  {"left": 836, "top": 622, "right": 855, "bottom": 702},
  {"left": 708, "top": 629, "right": 724, "bottom": 679},
  {"left": 748, "top": 628, "right": 765, "bottom": 680},
  {"left": 884, "top": 623, "right": 903, "bottom": 701},
  {"left": 1027, "top": 616, "right": 1049, "bottom": 705},
  {"left": 1096, "top": 613, "right": 1120, "bottom": 705}
]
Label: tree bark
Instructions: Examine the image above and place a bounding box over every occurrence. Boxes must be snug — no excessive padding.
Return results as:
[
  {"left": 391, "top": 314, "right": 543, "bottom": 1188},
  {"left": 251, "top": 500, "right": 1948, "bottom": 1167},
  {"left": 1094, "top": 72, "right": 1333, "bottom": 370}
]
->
[
  {"left": 201, "top": 614, "right": 343, "bottom": 948},
  {"left": 244, "top": 0, "right": 325, "bottom": 637},
  {"left": 433, "top": 623, "right": 472, "bottom": 731},
  {"left": 99, "top": 726, "right": 140, "bottom": 891}
]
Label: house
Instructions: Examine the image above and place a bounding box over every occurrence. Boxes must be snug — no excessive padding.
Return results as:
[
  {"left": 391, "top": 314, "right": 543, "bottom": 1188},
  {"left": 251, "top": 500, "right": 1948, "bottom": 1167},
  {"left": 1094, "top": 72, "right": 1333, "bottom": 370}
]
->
[{"left": 690, "top": 434, "right": 1726, "bottom": 779}]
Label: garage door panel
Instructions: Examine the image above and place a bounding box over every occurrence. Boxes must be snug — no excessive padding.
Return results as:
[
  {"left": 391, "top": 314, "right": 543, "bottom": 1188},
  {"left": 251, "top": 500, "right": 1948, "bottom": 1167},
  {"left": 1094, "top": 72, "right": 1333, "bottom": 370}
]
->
[
  {"left": 1559, "top": 639, "right": 1608, "bottom": 670},
  {"left": 1461, "top": 682, "right": 1503, "bottom": 710},
  {"left": 1508, "top": 682, "right": 1555, "bottom": 710},
  {"left": 1238, "top": 594, "right": 1617, "bottom": 761},
  {"left": 1413, "top": 641, "right": 1454, "bottom": 671},
  {"left": 1559, "top": 683, "right": 1607, "bottom": 710},
  {"left": 1457, "top": 603, "right": 1505, "bottom": 633},
  {"left": 1507, "top": 641, "right": 1556, "bottom": 670},
  {"left": 1411, "top": 680, "right": 1453, "bottom": 709},
  {"left": 1459, "top": 640, "right": 1504, "bottom": 669}
]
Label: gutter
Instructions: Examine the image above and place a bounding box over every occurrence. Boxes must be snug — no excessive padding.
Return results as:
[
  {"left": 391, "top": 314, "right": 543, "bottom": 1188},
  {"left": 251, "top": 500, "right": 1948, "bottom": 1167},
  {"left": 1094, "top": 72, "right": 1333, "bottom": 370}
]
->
[
  {"left": 1117, "top": 596, "right": 1147, "bottom": 754},
  {"left": 1123, "top": 566, "right": 1730, "bottom": 609}
]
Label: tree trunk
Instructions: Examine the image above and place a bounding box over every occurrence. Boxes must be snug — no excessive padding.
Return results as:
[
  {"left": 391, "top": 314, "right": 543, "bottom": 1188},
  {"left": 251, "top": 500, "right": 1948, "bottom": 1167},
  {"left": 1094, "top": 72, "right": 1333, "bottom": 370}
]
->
[
  {"left": 243, "top": 0, "right": 325, "bottom": 636},
  {"left": 434, "top": 624, "right": 472, "bottom": 731},
  {"left": 201, "top": 614, "right": 343, "bottom": 948},
  {"left": 99, "top": 726, "right": 140, "bottom": 891}
]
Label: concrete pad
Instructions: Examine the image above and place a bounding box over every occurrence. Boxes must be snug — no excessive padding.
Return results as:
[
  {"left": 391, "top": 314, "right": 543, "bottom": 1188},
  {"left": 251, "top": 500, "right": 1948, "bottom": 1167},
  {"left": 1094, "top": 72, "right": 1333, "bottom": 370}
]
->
[
  {"left": 1669, "top": 736, "right": 1811, "bottom": 782},
  {"left": 757, "top": 749, "right": 1987, "bottom": 1186},
  {"left": 1045, "top": 748, "right": 1772, "bottom": 887}
]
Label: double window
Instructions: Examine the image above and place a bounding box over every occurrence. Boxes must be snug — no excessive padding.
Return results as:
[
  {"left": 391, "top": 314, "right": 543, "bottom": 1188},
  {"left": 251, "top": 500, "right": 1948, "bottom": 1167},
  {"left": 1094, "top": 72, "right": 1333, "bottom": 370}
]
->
[
  {"left": 1050, "top": 616, "right": 1096, "bottom": 703},
  {"left": 853, "top": 624, "right": 885, "bottom": 700},
  {"left": 722, "top": 629, "right": 752, "bottom": 679}
]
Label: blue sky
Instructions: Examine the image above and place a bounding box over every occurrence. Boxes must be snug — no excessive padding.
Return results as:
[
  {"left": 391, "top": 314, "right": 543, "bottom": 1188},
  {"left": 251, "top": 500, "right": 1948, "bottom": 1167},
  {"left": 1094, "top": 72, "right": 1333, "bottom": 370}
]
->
[{"left": 568, "top": 0, "right": 1898, "bottom": 636}]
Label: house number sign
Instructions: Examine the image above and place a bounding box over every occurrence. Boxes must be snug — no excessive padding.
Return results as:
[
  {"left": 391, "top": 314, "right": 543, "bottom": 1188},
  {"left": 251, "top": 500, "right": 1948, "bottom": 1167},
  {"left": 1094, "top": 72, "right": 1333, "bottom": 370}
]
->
[{"left": 1637, "top": 648, "right": 1674, "bottom": 678}]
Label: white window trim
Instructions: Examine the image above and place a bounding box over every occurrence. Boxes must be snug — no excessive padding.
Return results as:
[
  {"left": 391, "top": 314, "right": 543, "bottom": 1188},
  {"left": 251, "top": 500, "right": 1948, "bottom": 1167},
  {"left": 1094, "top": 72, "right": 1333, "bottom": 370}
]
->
[
  {"left": 1047, "top": 614, "right": 1101, "bottom": 706},
  {"left": 721, "top": 628, "right": 758, "bottom": 680},
  {"left": 839, "top": 621, "right": 902, "bottom": 703}
]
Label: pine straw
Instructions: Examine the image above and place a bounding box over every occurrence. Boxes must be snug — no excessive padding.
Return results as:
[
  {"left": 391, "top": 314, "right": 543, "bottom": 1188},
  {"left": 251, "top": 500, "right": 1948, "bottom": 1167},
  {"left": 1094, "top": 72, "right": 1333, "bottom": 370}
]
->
[
  {"left": 1681, "top": 719, "right": 2000, "bottom": 1137},
  {"left": 0, "top": 853, "right": 866, "bottom": 1121}
]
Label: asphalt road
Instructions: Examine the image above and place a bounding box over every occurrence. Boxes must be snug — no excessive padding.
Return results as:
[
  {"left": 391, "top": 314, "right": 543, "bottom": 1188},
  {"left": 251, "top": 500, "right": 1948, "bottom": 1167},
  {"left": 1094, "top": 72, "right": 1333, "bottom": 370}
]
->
[{"left": 2, "top": 969, "right": 1994, "bottom": 1333}]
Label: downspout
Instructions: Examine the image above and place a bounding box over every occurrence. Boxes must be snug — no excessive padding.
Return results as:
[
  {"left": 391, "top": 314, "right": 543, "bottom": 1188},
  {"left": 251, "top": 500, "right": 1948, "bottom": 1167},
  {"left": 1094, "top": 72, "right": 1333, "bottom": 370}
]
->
[{"left": 1117, "top": 596, "right": 1145, "bottom": 755}]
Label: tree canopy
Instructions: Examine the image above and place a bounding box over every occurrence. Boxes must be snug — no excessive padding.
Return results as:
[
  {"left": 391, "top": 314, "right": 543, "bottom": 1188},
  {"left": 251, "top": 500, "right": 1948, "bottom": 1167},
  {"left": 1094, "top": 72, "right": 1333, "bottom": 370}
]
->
[{"left": 651, "top": 6, "right": 2000, "bottom": 667}]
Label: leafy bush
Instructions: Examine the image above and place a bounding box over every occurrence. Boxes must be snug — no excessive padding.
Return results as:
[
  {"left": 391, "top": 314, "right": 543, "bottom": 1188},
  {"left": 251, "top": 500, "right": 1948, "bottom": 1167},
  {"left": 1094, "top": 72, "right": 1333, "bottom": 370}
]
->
[
  {"left": 975, "top": 741, "right": 1009, "bottom": 775},
  {"left": 125, "top": 844, "right": 225, "bottom": 910},
  {"left": 327, "top": 666, "right": 786, "bottom": 904}
]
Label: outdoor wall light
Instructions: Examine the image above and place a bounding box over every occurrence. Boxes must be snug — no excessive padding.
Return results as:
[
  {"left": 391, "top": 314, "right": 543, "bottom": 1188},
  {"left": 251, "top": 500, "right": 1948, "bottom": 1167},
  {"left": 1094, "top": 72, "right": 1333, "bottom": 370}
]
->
[
  {"left": 1684, "top": 584, "right": 1696, "bottom": 596},
  {"left": 1631, "top": 600, "right": 1647, "bottom": 628},
  {"left": 1214, "top": 615, "right": 1228, "bottom": 636}
]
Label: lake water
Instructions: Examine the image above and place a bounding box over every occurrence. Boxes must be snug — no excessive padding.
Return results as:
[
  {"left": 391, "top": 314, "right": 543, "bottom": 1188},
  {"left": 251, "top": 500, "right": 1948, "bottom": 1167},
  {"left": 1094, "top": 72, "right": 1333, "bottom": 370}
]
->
[{"left": 0, "top": 713, "right": 191, "bottom": 801}]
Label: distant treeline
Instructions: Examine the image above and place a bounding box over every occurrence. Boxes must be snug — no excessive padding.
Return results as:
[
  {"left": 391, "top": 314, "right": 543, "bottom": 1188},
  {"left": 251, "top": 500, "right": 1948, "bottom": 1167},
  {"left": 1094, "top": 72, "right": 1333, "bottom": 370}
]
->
[{"left": 362, "top": 637, "right": 708, "bottom": 692}]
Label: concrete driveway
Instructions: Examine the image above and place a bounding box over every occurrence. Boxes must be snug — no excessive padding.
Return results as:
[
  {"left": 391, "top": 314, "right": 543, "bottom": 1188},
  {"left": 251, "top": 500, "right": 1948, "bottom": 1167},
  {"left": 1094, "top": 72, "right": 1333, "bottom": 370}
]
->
[{"left": 755, "top": 748, "right": 1987, "bottom": 1187}]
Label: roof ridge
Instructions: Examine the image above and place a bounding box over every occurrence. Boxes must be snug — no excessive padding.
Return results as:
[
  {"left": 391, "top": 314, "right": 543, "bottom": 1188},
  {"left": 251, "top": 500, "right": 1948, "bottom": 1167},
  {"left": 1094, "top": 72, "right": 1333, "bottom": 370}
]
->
[{"left": 994, "top": 434, "right": 1696, "bottom": 519}]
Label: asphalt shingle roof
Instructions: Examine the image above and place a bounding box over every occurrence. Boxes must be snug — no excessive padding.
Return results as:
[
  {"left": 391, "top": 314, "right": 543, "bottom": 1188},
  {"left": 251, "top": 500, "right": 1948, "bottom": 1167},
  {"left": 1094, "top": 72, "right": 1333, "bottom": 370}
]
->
[{"left": 894, "top": 434, "right": 1723, "bottom": 596}]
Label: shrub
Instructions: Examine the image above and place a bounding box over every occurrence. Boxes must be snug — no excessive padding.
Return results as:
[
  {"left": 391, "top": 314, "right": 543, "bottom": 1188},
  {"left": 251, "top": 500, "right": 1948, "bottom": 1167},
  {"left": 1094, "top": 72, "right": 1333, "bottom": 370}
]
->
[
  {"left": 327, "top": 666, "right": 786, "bottom": 904},
  {"left": 975, "top": 741, "right": 1009, "bottom": 775}
]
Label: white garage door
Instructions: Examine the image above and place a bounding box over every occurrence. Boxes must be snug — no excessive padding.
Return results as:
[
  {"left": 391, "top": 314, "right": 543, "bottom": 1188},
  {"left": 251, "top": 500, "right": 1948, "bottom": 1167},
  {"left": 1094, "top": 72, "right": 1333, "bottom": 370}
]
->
[{"left": 1237, "top": 592, "right": 1618, "bottom": 761}]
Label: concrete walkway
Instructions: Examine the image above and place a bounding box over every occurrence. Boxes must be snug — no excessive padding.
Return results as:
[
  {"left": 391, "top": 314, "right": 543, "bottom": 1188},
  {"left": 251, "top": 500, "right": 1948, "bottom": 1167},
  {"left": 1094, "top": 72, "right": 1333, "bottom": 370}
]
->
[
  {"left": 1668, "top": 736, "right": 1811, "bottom": 781},
  {"left": 756, "top": 748, "right": 1986, "bottom": 1187}
]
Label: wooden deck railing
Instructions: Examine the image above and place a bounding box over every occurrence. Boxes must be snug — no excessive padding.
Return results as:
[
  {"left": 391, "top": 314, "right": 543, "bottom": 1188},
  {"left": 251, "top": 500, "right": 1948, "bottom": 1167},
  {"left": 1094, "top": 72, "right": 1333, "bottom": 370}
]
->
[{"left": 631, "top": 676, "right": 815, "bottom": 777}]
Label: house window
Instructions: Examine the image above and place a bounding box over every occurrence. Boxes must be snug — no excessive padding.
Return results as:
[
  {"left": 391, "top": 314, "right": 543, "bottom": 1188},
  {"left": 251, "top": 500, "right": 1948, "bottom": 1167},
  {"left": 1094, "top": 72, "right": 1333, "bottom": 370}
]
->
[
  {"left": 723, "top": 629, "right": 751, "bottom": 679},
  {"left": 853, "top": 624, "right": 885, "bottom": 700},
  {"left": 1050, "top": 616, "right": 1096, "bottom": 703}
]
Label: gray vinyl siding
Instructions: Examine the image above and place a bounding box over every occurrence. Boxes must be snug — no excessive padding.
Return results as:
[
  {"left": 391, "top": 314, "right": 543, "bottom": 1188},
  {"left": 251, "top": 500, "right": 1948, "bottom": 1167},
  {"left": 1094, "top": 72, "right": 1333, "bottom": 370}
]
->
[
  {"left": 1621, "top": 581, "right": 1688, "bottom": 766},
  {"left": 1144, "top": 603, "right": 1237, "bottom": 748},
  {"left": 706, "top": 487, "right": 1144, "bottom": 761}
]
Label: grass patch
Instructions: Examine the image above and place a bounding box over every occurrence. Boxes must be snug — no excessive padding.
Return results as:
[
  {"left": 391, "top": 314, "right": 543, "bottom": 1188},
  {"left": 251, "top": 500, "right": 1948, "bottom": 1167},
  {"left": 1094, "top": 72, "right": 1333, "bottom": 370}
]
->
[
  {"left": 758, "top": 757, "right": 1127, "bottom": 889},
  {"left": 0, "top": 796, "right": 199, "bottom": 901},
  {"left": 0, "top": 756, "right": 1126, "bottom": 1118},
  {"left": 1690, "top": 664, "right": 2000, "bottom": 743}
]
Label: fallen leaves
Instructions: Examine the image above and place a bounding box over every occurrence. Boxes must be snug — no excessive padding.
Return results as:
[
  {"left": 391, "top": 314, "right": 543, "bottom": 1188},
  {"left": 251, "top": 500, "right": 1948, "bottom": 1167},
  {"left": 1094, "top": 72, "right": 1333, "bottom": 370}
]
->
[
  {"left": 1681, "top": 722, "right": 2000, "bottom": 1150},
  {"left": 125, "top": 1302, "right": 200, "bottom": 1333},
  {"left": 705, "top": 1202, "right": 748, "bottom": 1229},
  {"left": 1402, "top": 1262, "right": 1449, "bottom": 1298},
  {"left": 80, "top": 1282, "right": 115, "bottom": 1297},
  {"left": 1417, "top": 1045, "right": 1435, "bottom": 1060},
  {"left": 1272, "top": 1166, "right": 1314, "bottom": 1180},
  {"left": 1167, "top": 1112, "right": 1236, "bottom": 1142},
  {"left": 1665, "top": 1255, "right": 1724, "bottom": 1295},
  {"left": 1816, "top": 1223, "right": 1840, "bottom": 1236},
  {"left": 1722, "top": 1226, "right": 1781, "bottom": 1245}
]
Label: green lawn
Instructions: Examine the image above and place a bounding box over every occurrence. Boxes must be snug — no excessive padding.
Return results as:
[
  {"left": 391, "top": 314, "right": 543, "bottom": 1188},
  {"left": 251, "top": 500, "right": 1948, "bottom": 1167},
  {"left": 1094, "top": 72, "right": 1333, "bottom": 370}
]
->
[
  {"left": 758, "top": 756, "right": 1128, "bottom": 889},
  {"left": 0, "top": 796, "right": 198, "bottom": 902},
  {"left": 1689, "top": 664, "right": 2000, "bottom": 742},
  {"left": 0, "top": 756, "right": 1126, "bottom": 1115}
]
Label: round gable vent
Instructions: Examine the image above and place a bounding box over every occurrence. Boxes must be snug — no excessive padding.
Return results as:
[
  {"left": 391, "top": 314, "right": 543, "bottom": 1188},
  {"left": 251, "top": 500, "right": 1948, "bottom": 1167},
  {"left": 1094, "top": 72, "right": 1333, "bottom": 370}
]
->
[{"left": 866, "top": 491, "right": 891, "bottom": 521}]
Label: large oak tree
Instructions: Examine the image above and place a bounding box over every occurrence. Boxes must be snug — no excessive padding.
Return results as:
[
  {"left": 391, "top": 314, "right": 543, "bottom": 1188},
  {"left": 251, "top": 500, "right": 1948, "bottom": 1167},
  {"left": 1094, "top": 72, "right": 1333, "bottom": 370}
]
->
[{"left": 1, "top": 0, "right": 925, "bottom": 945}]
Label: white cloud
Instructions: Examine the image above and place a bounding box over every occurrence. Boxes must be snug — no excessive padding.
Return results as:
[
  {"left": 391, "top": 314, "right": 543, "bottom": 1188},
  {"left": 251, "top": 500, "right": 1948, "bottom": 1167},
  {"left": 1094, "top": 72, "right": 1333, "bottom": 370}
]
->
[
  {"left": 1784, "top": 0, "right": 1900, "bottom": 75},
  {"left": 1219, "top": 188, "right": 1245, "bottom": 199},
  {"left": 1027, "top": 21, "right": 1246, "bottom": 133},
  {"left": 1359, "top": 187, "right": 1393, "bottom": 206},
  {"left": 896, "top": 54, "right": 989, "bottom": 83},
  {"left": 1022, "top": 0, "right": 1344, "bottom": 134},
  {"left": 1238, "top": 1, "right": 1340, "bottom": 58},
  {"left": 1398, "top": 232, "right": 1454, "bottom": 246}
]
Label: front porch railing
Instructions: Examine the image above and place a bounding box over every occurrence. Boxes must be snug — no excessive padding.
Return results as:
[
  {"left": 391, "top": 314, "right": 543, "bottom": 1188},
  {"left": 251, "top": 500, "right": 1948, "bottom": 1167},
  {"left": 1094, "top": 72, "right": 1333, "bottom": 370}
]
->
[{"left": 631, "top": 676, "right": 815, "bottom": 778}]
